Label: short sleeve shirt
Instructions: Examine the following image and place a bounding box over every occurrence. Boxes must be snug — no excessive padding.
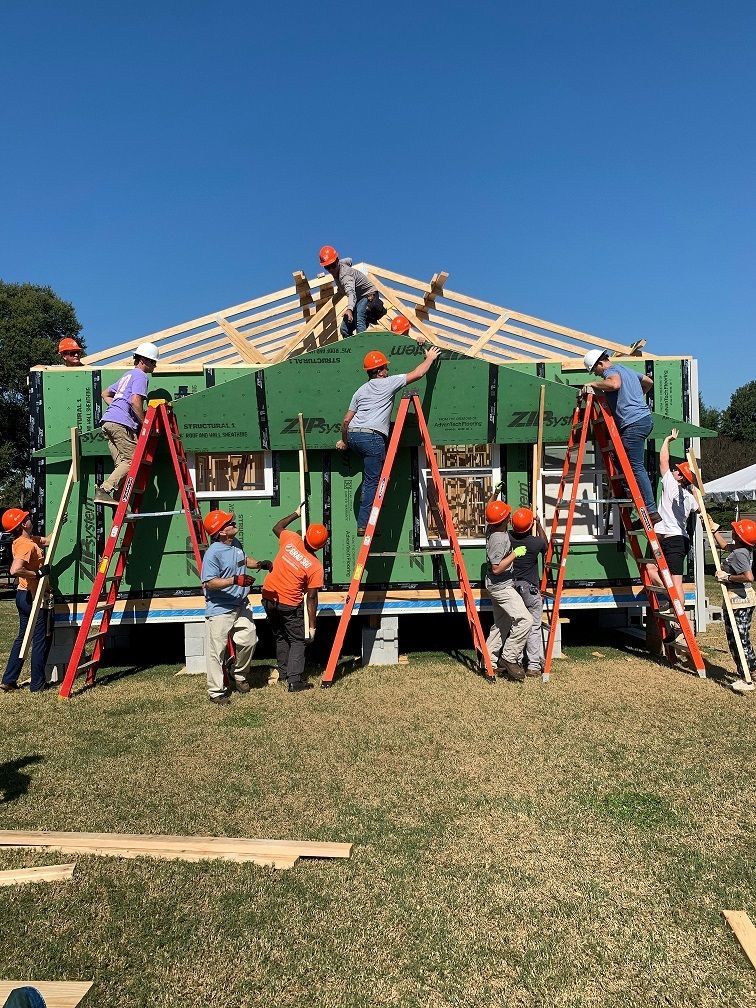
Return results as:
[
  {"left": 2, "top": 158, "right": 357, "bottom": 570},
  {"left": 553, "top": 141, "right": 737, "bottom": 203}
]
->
[
  {"left": 723, "top": 545, "right": 755, "bottom": 604},
  {"left": 348, "top": 375, "right": 408, "bottom": 437},
  {"left": 511, "top": 533, "right": 547, "bottom": 587},
  {"left": 262, "top": 530, "right": 324, "bottom": 607},
  {"left": 201, "top": 539, "right": 249, "bottom": 616},
  {"left": 602, "top": 364, "right": 650, "bottom": 430},
  {"left": 654, "top": 471, "right": 699, "bottom": 538},
  {"left": 102, "top": 368, "right": 150, "bottom": 431},
  {"left": 13, "top": 535, "right": 44, "bottom": 593},
  {"left": 485, "top": 528, "right": 513, "bottom": 589}
]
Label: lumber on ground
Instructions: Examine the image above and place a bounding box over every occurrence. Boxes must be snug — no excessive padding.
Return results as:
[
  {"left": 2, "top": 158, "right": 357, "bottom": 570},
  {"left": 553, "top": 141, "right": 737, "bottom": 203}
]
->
[
  {"left": 722, "top": 910, "right": 756, "bottom": 969},
  {"left": 0, "top": 863, "right": 76, "bottom": 887},
  {"left": 0, "top": 982, "right": 93, "bottom": 1007}
]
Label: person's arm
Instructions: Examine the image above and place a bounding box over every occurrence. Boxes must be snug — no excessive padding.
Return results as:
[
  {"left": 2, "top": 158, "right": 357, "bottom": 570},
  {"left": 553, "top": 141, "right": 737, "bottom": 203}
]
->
[
  {"left": 204, "top": 573, "right": 254, "bottom": 589},
  {"left": 130, "top": 394, "right": 146, "bottom": 424},
  {"left": 306, "top": 589, "right": 318, "bottom": 638},
  {"left": 336, "top": 410, "right": 356, "bottom": 451},
  {"left": 715, "top": 549, "right": 754, "bottom": 584},
  {"left": 405, "top": 347, "right": 441, "bottom": 384},
  {"left": 9, "top": 556, "right": 38, "bottom": 580},
  {"left": 272, "top": 505, "right": 302, "bottom": 539},
  {"left": 102, "top": 388, "right": 115, "bottom": 406},
  {"left": 640, "top": 374, "right": 654, "bottom": 394},
  {"left": 659, "top": 428, "right": 679, "bottom": 477},
  {"left": 586, "top": 372, "right": 621, "bottom": 393},
  {"left": 490, "top": 546, "right": 527, "bottom": 576},
  {"left": 712, "top": 529, "right": 729, "bottom": 551},
  {"left": 342, "top": 269, "right": 356, "bottom": 320},
  {"left": 246, "top": 555, "right": 273, "bottom": 571}
]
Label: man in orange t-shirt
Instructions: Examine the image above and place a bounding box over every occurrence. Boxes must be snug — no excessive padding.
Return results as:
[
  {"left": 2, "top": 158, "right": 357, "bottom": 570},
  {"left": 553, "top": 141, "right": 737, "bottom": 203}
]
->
[{"left": 261, "top": 505, "right": 328, "bottom": 694}]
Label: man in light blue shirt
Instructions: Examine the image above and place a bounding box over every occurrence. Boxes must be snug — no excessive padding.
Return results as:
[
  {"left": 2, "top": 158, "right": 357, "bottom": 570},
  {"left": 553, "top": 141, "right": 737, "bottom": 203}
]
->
[{"left": 583, "top": 350, "right": 660, "bottom": 522}]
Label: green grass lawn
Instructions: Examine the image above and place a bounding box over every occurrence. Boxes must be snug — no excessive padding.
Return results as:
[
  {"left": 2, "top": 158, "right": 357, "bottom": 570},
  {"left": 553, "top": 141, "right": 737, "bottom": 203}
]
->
[{"left": 1, "top": 600, "right": 755, "bottom": 1007}]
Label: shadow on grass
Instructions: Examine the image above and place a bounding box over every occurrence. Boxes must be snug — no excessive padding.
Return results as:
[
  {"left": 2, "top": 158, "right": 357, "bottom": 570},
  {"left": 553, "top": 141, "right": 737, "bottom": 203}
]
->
[{"left": 0, "top": 754, "right": 44, "bottom": 803}]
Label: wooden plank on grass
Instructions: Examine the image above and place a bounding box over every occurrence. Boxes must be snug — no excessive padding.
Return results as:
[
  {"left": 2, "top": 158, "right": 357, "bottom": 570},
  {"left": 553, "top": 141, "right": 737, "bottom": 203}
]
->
[
  {"left": 0, "top": 863, "right": 76, "bottom": 887},
  {"left": 0, "top": 982, "right": 93, "bottom": 1007},
  {"left": 723, "top": 910, "right": 756, "bottom": 969}
]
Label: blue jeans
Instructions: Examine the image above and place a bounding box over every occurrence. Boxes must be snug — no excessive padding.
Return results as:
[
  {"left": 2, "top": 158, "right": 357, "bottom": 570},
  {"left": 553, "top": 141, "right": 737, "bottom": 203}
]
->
[
  {"left": 340, "top": 294, "right": 385, "bottom": 337},
  {"left": 347, "top": 431, "right": 387, "bottom": 528},
  {"left": 621, "top": 415, "right": 655, "bottom": 511},
  {"left": 3, "top": 590, "right": 52, "bottom": 691}
]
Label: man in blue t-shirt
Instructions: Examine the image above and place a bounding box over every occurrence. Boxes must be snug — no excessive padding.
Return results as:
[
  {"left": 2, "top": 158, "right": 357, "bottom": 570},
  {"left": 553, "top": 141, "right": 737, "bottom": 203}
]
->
[
  {"left": 94, "top": 342, "right": 160, "bottom": 507},
  {"left": 582, "top": 349, "right": 661, "bottom": 523},
  {"left": 336, "top": 343, "right": 440, "bottom": 533}
]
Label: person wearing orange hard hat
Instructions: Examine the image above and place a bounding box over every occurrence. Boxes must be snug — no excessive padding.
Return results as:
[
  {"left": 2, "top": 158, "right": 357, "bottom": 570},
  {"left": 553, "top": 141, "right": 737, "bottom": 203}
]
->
[
  {"left": 713, "top": 517, "right": 756, "bottom": 681},
  {"left": 318, "top": 245, "right": 386, "bottom": 336},
  {"left": 58, "top": 337, "right": 85, "bottom": 366},
  {"left": 1, "top": 507, "right": 61, "bottom": 693},
  {"left": 200, "top": 510, "right": 273, "bottom": 704},
  {"left": 261, "top": 505, "right": 329, "bottom": 693},
  {"left": 336, "top": 343, "right": 440, "bottom": 534},
  {"left": 509, "top": 506, "right": 548, "bottom": 677},
  {"left": 483, "top": 498, "right": 533, "bottom": 682}
]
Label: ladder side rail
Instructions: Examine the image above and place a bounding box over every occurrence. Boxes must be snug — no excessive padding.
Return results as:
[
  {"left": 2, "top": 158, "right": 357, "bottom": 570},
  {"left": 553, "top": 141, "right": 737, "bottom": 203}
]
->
[
  {"left": 321, "top": 398, "right": 411, "bottom": 686},
  {"left": 161, "top": 404, "right": 208, "bottom": 572},
  {"left": 540, "top": 403, "right": 585, "bottom": 587}
]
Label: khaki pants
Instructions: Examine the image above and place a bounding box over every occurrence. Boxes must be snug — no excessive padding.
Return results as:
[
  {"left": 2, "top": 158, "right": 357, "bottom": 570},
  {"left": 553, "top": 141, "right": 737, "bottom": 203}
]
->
[
  {"left": 205, "top": 608, "right": 257, "bottom": 698},
  {"left": 101, "top": 421, "right": 138, "bottom": 493},
  {"left": 486, "top": 581, "right": 533, "bottom": 666}
]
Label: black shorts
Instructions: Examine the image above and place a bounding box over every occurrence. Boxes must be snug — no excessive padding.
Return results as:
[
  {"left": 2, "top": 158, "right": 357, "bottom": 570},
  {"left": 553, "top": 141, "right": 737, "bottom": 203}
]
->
[{"left": 660, "top": 535, "right": 689, "bottom": 576}]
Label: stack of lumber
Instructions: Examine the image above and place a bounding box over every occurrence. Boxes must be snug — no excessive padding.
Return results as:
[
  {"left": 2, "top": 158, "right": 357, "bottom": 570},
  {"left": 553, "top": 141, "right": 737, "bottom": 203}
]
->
[
  {"left": 0, "top": 831, "right": 352, "bottom": 870},
  {"left": 0, "top": 863, "right": 76, "bottom": 887}
]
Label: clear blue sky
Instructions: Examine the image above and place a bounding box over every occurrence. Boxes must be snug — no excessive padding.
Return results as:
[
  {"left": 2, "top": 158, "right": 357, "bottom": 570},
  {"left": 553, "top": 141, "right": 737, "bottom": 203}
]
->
[{"left": 1, "top": 2, "right": 753, "bottom": 408}]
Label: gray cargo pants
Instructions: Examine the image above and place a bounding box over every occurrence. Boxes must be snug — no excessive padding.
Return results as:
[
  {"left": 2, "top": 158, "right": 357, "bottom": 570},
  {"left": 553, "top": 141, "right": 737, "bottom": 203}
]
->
[
  {"left": 486, "top": 581, "right": 533, "bottom": 667},
  {"left": 515, "top": 582, "right": 545, "bottom": 672}
]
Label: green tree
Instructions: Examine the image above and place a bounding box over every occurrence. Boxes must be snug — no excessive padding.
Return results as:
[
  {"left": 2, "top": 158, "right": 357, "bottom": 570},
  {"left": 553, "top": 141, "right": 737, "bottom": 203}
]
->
[
  {"left": 719, "top": 379, "right": 756, "bottom": 441},
  {"left": 697, "top": 392, "right": 720, "bottom": 433},
  {"left": 0, "top": 281, "right": 83, "bottom": 506}
]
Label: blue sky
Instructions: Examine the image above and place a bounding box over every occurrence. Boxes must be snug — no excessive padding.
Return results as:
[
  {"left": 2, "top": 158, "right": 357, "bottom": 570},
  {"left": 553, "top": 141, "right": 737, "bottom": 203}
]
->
[{"left": 1, "top": 1, "right": 753, "bottom": 408}]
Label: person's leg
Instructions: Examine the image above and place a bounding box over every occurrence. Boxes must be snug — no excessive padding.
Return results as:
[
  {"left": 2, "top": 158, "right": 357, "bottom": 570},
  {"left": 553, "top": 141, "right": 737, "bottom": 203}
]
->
[
  {"left": 101, "top": 423, "right": 137, "bottom": 494},
  {"left": 263, "top": 600, "right": 289, "bottom": 682},
  {"left": 735, "top": 607, "right": 756, "bottom": 674},
  {"left": 229, "top": 610, "right": 258, "bottom": 684},
  {"left": 354, "top": 296, "right": 370, "bottom": 334},
  {"left": 499, "top": 586, "right": 533, "bottom": 664},
  {"left": 486, "top": 587, "right": 512, "bottom": 670},
  {"left": 521, "top": 589, "right": 545, "bottom": 672},
  {"left": 621, "top": 416, "right": 656, "bottom": 512},
  {"left": 205, "top": 611, "right": 234, "bottom": 698},
  {"left": 29, "top": 603, "right": 52, "bottom": 691},
  {"left": 366, "top": 293, "right": 386, "bottom": 325},
  {"left": 347, "top": 432, "right": 386, "bottom": 530},
  {"left": 2, "top": 591, "right": 30, "bottom": 687},
  {"left": 281, "top": 604, "right": 306, "bottom": 685}
]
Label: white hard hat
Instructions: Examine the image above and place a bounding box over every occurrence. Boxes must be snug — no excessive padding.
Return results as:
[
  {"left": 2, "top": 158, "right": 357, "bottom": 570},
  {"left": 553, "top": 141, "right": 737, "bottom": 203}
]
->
[
  {"left": 583, "top": 348, "right": 608, "bottom": 373},
  {"left": 135, "top": 342, "right": 160, "bottom": 362}
]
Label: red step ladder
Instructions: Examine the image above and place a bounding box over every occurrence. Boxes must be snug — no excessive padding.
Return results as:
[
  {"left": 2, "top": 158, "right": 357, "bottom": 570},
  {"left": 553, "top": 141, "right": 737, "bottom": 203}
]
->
[
  {"left": 59, "top": 400, "right": 208, "bottom": 697},
  {"left": 321, "top": 392, "right": 495, "bottom": 687},
  {"left": 540, "top": 391, "right": 706, "bottom": 682}
]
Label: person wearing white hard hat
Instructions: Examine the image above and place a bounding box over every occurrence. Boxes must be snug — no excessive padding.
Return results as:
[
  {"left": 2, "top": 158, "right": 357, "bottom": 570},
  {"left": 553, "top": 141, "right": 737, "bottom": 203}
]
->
[
  {"left": 581, "top": 348, "right": 660, "bottom": 524},
  {"left": 94, "top": 342, "right": 160, "bottom": 507}
]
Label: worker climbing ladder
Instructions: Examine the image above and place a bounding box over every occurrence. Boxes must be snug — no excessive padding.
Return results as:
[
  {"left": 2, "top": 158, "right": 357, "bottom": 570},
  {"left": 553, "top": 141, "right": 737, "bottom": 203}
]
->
[
  {"left": 59, "top": 400, "right": 208, "bottom": 698},
  {"left": 540, "top": 391, "right": 706, "bottom": 682},
  {"left": 321, "top": 391, "right": 495, "bottom": 687}
]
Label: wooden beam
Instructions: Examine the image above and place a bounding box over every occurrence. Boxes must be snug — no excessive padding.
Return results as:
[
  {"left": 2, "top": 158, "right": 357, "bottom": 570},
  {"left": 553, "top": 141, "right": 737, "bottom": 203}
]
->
[
  {"left": 0, "top": 863, "right": 76, "bottom": 887},
  {"left": 365, "top": 272, "right": 442, "bottom": 347},
  {"left": 415, "top": 271, "right": 449, "bottom": 322},
  {"left": 0, "top": 982, "right": 93, "bottom": 1007},
  {"left": 214, "top": 316, "right": 269, "bottom": 366},
  {"left": 722, "top": 910, "right": 756, "bottom": 969},
  {"left": 467, "top": 312, "right": 510, "bottom": 356},
  {"left": 270, "top": 294, "right": 342, "bottom": 365},
  {"left": 293, "top": 270, "right": 316, "bottom": 321}
]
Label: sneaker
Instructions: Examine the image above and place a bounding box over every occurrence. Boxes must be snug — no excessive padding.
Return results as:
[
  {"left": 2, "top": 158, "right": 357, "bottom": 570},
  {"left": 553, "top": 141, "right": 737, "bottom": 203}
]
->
[
  {"left": 502, "top": 661, "right": 526, "bottom": 682},
  {"left": 525, "top": 667, "right": 542, "bottom": 678},
  {"left": 0, "top": 682, "right": 22, "bottom": 692},
  {"left": 94, "top": 486, "right": 118, "bottom": 507},
  {"left": 208, "top": 692, "right": 231, "bottom": 705},
  {"left": 233, "top": 677, "right": 251, "bottom": 694},
  {"left": 288, "top": 682, "right": 314, "bottom": 693}
]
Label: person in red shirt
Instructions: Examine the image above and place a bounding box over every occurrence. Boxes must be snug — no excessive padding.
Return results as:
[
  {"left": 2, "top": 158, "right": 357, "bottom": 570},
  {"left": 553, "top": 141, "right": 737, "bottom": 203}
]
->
[{"left": 261, "top": 505, "right": 328, "bottom": 693}]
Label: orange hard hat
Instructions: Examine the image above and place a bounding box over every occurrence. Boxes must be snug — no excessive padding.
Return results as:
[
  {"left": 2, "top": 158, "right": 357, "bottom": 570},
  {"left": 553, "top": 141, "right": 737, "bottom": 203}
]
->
[
  {"left": 390, "top": 315, "right": 411, "bottom": 335},
  {"left": 305, "top": 523, "right": 328, "bottom": 550},
  {"left": 2, "top": 507, "right": 29, "bottom": 533},
  {"left": 363, "top": 350, "right": 389, "bottom": 371},
  {"left": 319, "top": 245, "right": 339, "bottom": 266},
  {"left": 203, "top": 509, "right": 235, "bottom": 536},
  {"left": 732, "top": 519, "right": 756, "bottom": 548},
  {"left": 674, "top": 461, "right": 694, "bottom": 484},
  {"left": 58, "top": 337, "right": 83, "bottom": 353},
  {"left": 485, "top": 500, "right": 511, "bottom": 526},
  {"left": 511, "top": 507, "right": 534, "bottom": 534}
]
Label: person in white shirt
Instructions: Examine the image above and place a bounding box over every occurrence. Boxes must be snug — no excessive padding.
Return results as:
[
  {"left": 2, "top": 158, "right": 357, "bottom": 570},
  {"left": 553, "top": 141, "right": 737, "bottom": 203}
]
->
[{"left": 647, "top": 428, "right": 699, "bottom": 605}]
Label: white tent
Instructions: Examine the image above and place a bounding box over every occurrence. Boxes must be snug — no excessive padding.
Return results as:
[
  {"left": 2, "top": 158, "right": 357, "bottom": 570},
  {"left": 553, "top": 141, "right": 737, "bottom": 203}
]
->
[{"left": 704, "top": 464, "right": 756, "bottom": 503}]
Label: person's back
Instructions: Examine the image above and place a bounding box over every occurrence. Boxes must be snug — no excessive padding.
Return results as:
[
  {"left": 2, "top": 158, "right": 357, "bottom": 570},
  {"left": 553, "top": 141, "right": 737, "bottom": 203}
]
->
[
  {"left": 600, "top": 363, "right": 649, "bottom": 430},
  {"left": 262, "top": 530, "right": 324, "bottom": 606},
  {"left": 510, "top": 531, "right": 547, "bottom": 586},
  {"left": 348, "top": 375, "right": 408, "bottom": 437}
]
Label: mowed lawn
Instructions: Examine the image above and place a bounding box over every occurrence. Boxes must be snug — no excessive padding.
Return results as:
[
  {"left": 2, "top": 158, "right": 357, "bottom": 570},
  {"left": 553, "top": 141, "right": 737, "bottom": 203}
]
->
[{"left": 1, "top": 600, "right": 755, "bottom": 1007}]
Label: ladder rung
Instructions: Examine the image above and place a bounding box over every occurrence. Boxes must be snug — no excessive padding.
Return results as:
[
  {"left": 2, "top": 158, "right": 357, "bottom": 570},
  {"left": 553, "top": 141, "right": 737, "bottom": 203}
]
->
[
  {"left": 93, "top": 600, "right": 114, "bottom": 611},
  {"left": 371, "top": 549, "right": 449, "bottom": 557},
  {"left": 643, "top": 585, "right": 670, "bottom": 594},
  {"left": 635, "top": 558, "right": 657, "bottom": 565},
  {"left": 125, "top": 510, "right": 187, "bottom": 520},
  {"left": 85, "top": 630, "right": 108, "bottom": 643},
  {"left": 76, "top": 658, "right": 99, "bottom": 672}
]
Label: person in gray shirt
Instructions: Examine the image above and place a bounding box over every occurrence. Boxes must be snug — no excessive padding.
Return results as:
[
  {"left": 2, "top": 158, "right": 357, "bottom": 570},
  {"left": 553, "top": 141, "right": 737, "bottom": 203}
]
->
[
  {"left": 319, "top": 245, "right": 386, "bottom": 336},
  {"left": 714, "top": 519, "right": 756, "bottom": 680},
  {"left": 336, "top": 344, "right": 440, "bottom": 533},
  {"left": 484, "top": 500, "right": 532, "bottom": 681}
]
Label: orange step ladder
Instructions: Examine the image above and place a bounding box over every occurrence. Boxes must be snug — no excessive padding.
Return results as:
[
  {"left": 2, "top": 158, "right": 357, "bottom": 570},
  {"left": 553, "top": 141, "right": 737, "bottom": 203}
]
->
[
  {"left": 59, "top": 400, "right": 207, "bottom": 697},
  {"left": 321, "top": 392, "right": 495, "bottom": 687},
  {"left": 540, "top": 391, "right": 706, "bottom": 682}
]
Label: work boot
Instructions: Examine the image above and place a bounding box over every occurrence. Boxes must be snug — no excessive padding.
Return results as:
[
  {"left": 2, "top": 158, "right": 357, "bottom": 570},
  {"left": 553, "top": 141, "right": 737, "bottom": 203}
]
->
[
  {"left": 94, "top": 486, "right": 118, "bottom": 507},
  {"left": 233, "top": 677, "right": 251, "bottom": 694},
  {"left": 0, "top": 682, "right": 23, "bottom": 692},
  {"left": 208, "top": 692, "right": 231, "bottom": 705},
  {"left": 502, "top": 661, "right": 526, "bottom": 682},
  {"left": 288, "top": 682, "right": 314, "bottom": 693},
  {"left": 525, "top": 666, "right": 542, "bottom": 678}
]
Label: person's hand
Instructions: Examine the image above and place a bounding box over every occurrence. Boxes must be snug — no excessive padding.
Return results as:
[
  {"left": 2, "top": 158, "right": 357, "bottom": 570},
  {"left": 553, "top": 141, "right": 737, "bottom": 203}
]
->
[
  {"left": 233, "top": 574, "right": 255, "bottom": 587},
  {"left": 709, "top": 522, "right": 721, "bottom": 533},
  {"left": 307, "top": 627, "right": 316, "bottom": 642},
  {"left": 425, "top": 347, "right": 441, "bottom": 364},
  {"left": 715, "top": 570, "right": 730, "bottom": 583},
  {"left": 345, "top": 309, "right": 353, "bottom": 323},
  {"left": 580, "top": 384, "right": 593, "bottom": 397},
  {"left": 39, "top": 564, "right": 51, "bottom": 576},
  {"left": 258, "top": 560, "right": 273, "bottom": 572},
  {"left": 512, "top": 546, "right": 527, "bottom": 558},
  {"left": 669, "top": 428, "right": 679, "bottom": 441},
  {"left": 336, "top": 439, "right": 347, "bottom": 451},
  {"left": 60, "top": 512, "right": 68, "bottom": 525}
]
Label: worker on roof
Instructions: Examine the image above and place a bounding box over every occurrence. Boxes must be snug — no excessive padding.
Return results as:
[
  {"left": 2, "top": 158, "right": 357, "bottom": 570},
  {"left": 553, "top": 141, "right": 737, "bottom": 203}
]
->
[
  {"left": 261, "top": 505, "right": 328, "bottom": 694},
  {"left": 94, "top": 342, "right": 160, "bottom": 507},
  {"left": 201, "top": 510, "right": 273, "bottom": 705},
  {"left": 319, "top": 246, "right": 386, "bottom": 337},
  {"left": 483, "top": 500, "right": 532, "bottom": 681},
  {"left": 336, "top": 343, "right": 440, "bottom": 535},
  {"left": 1, "top": 507, "right": 61, "bottom": 693},
  {"left": 58, "top": 337, "right": 85, "bottom": 366},
  {"left": 510, "top": 507, "right": 548, "bottom": 678},
  {"left": 581, "top": 349, "right": 661, "bottom": 527}
]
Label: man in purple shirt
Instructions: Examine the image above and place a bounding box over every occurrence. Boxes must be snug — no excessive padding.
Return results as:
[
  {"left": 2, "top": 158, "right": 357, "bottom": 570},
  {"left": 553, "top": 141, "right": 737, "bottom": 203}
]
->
[{"left": 94, "top": 342, "right": 159, "bottom": 507}]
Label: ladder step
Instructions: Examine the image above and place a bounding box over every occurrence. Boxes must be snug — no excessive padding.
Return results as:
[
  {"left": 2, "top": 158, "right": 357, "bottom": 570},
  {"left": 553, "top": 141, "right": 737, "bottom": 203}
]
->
[
  {"left": 85, "top": 630, "right": 108, "bottom": 643},
  {"left": 125, "top": 510, "right": 187, "bottom": 520},
  {"left": 643, "top": 585, "right": 670, "bottom": 595},
  {"left": 76, "top": 658, "right": 100, "bottom": 672},
  {"left": 93, "top": 601, "right": 114, "bottom": 611},
  {"left": 371, "top": 549, "right": 450, "bottom": 557}
]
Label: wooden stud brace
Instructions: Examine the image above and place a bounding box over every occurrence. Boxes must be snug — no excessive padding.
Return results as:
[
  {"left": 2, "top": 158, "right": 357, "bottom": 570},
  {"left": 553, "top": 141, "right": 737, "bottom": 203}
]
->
[{"left": 414, "top": 271, "right": 449, "bottom": 322}]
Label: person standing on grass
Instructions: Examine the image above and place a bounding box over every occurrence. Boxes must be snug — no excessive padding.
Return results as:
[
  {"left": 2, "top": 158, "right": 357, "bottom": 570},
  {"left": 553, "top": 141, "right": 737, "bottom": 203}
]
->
[
  {"left": 1, "top": 508, "right": 61, "bottom": 693},
  {"left": 94, "top": 342, "right": 160, "bottom": 507},
  {"left": 713, "top": 519, "right": 756, "bottom": 680},
  {"left": 336, "top": 344, "right": 440, "bottom": 534},
  {"left": 261, "top": 506, "right": 328, "bottom": 694},
  {"left": 582, "top": 349, "right": 660, "bottom": 525},
  {"left": 201, "top": 509, "right": 273, "bottom": 705},
  {"left": 483, "top": 500, "right": 531, "bottom": 682},
  {"left": 510, "top": 507, "right": 548, "bottom": 677}
]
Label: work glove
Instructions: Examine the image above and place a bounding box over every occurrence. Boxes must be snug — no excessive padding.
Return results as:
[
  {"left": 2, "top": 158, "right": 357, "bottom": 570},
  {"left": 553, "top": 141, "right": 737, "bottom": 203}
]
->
[
  {"left": 714, "top": 570, "right": 730, "bottom": 583},
  {"left": 39, "top": 564, "right": 51, "bottom": 577},
  {"left": 258, "top": 560, "right": 273, "bottom": 572},
  {"left": 513, "top": 546, "right": 527, "bottom": 558},
  {"left": 580, "top": 385, "right": 592, "bottom": 397},
  {"left": 307, "top": 627, "right": 316, "bottom": 642},
  {"left": 233, "top": 574, "right": 255, "bottom": 587}
]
